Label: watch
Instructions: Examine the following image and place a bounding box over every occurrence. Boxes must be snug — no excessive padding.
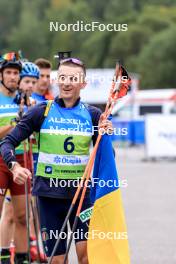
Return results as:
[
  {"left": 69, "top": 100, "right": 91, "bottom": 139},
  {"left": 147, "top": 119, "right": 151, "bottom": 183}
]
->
[{"left": 8, "top": 161, "right": 18, "bottom": 171}]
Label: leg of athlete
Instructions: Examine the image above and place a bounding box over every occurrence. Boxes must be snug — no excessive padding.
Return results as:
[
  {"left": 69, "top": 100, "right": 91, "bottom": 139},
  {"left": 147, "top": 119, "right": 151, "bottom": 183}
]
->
[
  {"left": 76, "top": 241, "right": 89, "bottom": 264},
  {"left": 0, "top": 195, "right": 4, "bottom": 215},
  {"left": 70, "top": 197, "right": 92, "bottom": 264},
  {"left": 0, "top": 160, "right": 10, "bottom": 264},
  {"left": 37, "top": 196, "right": 69, "bottom": 264},
  {"left": 0, "top": 199, "right": 14, "bottom": 247},
  {"left": 50, "top": 255, "right": 68, "bottom": 264},
  {"left": 11, "top": 194, "right": 30, "bottom": 253}
]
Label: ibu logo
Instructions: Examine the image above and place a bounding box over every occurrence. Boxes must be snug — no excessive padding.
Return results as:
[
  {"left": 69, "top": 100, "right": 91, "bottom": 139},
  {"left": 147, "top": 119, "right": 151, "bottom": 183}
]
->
[{"left": 45, "top": 166, "right": 53, "bottom": 174}]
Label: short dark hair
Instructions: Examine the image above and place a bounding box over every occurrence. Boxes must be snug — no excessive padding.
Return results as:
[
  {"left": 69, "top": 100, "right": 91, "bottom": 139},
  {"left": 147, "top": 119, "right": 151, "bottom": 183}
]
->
[{"left": 34, "top": 58, "right": 52, "bottom": 69}]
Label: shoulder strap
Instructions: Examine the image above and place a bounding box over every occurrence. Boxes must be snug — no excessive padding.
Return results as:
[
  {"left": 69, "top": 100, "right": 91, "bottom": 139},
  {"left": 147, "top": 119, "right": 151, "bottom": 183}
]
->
[
  {"left": 44, "top": 100, "right": 53, "bottom": 117},
  {"left": 81, "top": 101, "right": 89, "bottom": 110}
]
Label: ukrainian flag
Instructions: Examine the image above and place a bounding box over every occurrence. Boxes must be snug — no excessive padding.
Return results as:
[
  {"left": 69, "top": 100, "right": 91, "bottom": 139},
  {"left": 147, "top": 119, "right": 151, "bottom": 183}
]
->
[{"left": 88, "top": 134, "right": 130, "bottom": 264}]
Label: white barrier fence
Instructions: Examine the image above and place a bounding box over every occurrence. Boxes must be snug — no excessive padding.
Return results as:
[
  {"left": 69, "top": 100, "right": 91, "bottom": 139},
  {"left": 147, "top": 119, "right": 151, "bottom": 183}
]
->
[{"left": 145, "top": 114, "right": 176, "bottom": 158}]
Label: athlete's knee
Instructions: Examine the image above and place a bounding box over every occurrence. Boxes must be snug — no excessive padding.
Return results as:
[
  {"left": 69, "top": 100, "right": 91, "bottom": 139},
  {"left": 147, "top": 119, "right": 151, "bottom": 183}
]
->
[
  {"left": 76, "top": 241, "right": 88, "bottom": 264},
  {"left": 50, "top": 255, "right": 68, "bottom": 264},
  {"left": 14, "top": 211, "right": 26, "bottom": 226},
  {"left": 5, "top": 212, "right": 14, "bottom": 225},
  {"left": 2, "top": 204, "right": 14, "bottom": 225},
  {"left": 0, "top": 211, "right": 14, "bottom": 225},
  {"left": 78, "top": 255, "right": 89, "bottom": 264},
  {"left": 51, "top": 259, "right": 64, "bottom": 264}
]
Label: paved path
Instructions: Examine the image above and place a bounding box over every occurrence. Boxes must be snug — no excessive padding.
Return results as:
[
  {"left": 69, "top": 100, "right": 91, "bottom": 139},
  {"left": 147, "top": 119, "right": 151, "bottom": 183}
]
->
[{"left": 117, "top": 146, "right": 176, "bottom": 264}]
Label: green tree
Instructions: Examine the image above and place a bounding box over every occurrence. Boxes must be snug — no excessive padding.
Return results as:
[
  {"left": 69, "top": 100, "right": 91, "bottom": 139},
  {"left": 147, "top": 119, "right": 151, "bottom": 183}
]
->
[
  {"left": 104, "top": 0, "right": 134, "bottom": 22},
  {"left": 104, "top": 24, "right": 152, "bottom": 68},
  {"left": 0, "top": 0, "right": 22, "bottom": 52},
  {"left": 46, "top": 0, "right": 93, "bottom": 68},
  {"left": 136, "top": 26, "right": 176, "bottom": 88},
  {"left": 105, "top": 4, "right": 176, "bottom": 73},
  {"left": 1, "top": 0, "right": 176, "bottom": 90},
  {"left": 8, "top": 0, "right": 48, "bottom": 61}
]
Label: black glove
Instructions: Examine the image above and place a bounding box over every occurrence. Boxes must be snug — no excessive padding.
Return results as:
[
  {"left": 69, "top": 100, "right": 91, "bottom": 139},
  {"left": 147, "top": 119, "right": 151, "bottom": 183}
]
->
[{"left": 14, "top": 91, "right": 29, "bottom": 106}]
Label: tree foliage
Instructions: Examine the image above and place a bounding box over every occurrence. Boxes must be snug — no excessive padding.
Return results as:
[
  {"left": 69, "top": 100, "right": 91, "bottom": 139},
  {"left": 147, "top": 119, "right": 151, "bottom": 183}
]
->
[{"left": 0, "top": 0, "right": 176, "bottom": 88}]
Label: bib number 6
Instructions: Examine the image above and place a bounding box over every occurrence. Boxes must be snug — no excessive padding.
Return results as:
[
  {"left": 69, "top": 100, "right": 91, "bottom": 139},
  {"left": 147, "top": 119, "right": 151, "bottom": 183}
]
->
[{"left": 64, "top": 137, "right": 75, "bottom": 153}]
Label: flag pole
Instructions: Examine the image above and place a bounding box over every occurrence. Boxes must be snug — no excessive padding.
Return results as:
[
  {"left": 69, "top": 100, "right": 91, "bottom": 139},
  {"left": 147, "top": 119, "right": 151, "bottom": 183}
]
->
[
  {"left": 23, "top": 140, "right": 31, "bottom": 264},
  {"left": 18, "top": 96, "right": 31, "bottom": 264}
]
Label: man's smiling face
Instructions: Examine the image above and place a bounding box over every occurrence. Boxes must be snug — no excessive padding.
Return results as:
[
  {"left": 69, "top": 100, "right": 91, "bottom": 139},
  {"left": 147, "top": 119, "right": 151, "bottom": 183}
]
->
[{"left": 58, "top": 64, "right": 86, "bottom": 102}]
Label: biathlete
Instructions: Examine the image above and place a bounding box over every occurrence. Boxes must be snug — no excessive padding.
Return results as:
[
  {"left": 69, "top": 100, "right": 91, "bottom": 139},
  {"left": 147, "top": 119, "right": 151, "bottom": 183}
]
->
[{"left": 0, "top": 57, "right": 113, "bottom": 264}]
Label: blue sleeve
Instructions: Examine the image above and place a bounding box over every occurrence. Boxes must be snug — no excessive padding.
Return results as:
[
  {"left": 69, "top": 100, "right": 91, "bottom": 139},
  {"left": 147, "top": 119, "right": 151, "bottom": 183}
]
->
[{"left": 0, "top": 102, "right": 47, "bottom": 165}]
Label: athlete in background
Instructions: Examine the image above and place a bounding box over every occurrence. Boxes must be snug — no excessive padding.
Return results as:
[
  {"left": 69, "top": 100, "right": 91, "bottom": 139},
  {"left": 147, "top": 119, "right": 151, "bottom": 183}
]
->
[
  {"left": 0, "top": 52, "right": 30, "bottom": 264},
  {"left": 32, "top": 58, "right": 53, "bottom": 103}
]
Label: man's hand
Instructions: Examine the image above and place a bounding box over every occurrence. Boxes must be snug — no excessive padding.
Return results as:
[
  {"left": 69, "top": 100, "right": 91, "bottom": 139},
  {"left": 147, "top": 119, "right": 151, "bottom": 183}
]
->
[
  {"left": 98, "top": 114, "right": 114, "bottom": 135},
  {"left": 11, "top": 163, "right": 32, "bottom": 185}
]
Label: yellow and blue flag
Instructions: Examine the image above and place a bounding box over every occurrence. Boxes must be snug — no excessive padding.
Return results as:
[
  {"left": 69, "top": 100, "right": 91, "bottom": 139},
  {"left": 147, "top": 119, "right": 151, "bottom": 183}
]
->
[{"left": 88, "top": 134, "right": 130, "bottom": 264}]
